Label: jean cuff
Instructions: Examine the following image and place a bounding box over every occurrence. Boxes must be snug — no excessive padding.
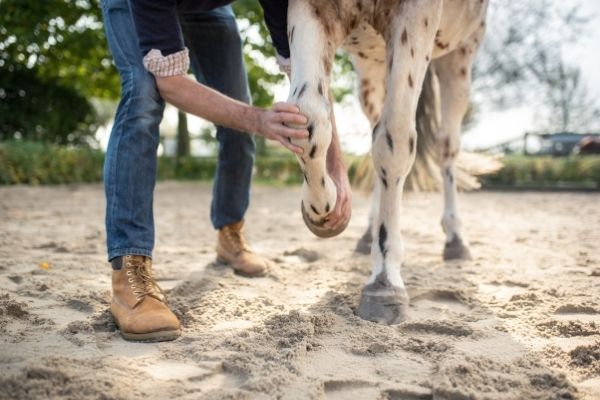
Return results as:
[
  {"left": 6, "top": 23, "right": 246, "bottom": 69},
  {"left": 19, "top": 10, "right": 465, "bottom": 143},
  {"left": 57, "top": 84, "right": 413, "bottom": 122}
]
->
[{"left": 108, "top": 247, "right": 153, "bottom": 263}]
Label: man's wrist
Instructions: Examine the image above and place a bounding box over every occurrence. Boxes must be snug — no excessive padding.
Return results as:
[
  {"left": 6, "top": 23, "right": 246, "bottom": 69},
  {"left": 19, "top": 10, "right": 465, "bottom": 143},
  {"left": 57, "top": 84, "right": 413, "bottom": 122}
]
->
[{"left": 244, "top": 106, "right": 262, "bottom": 135}]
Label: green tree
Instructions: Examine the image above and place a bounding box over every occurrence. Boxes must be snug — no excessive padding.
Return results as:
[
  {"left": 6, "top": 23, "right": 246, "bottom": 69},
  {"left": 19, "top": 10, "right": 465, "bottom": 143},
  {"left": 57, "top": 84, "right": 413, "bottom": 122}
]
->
[{"left": 0, "top": 0, "right": 118, "bottom": 145}]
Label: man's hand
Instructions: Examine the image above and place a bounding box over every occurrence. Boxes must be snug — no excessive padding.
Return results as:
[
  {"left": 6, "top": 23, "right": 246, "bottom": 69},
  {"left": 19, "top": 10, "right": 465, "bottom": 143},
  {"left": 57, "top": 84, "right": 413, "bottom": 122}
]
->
[
  {"left": 324, "top": 159, "right": 352, "bottom": 230},
  {"left": 257, "top": 103, "right": 309, "bottom": 154},
  {"left": 155, "top": 76, "right": 308, "bottom": 153},
  {"left": 323, "top": 110, "right": 352, "bottom": 230}
]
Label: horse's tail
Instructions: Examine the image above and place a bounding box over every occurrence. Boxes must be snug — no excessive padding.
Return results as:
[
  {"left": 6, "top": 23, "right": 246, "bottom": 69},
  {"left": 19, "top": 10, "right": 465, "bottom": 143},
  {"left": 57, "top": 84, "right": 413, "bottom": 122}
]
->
[{"left": 352, "top": 66, "right": 501, "bottom": 192}]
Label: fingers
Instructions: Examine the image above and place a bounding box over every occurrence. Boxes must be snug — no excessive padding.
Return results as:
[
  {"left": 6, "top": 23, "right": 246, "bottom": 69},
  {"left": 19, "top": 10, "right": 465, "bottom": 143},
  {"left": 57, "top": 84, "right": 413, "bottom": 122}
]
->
[
  {"left": 324, "top": 191, "right": 351, "bottom": 229},
  {"left": 278, "top": 138, "right": 304, "bottom": 154},
  {"left": 324, "top": 173, "right": 352, "bottom": 229},
  {"left": 277, "top": 126, "right": 309, "bottom": 139},
  {"left": 276, "top": 112, "right": 308, "bottom": 126},
  {"left": 324, "top": 201, "right": 345, "bottom": 229},
  {"left": 272, "top": 102, "right": 300, "bottom": 113}
]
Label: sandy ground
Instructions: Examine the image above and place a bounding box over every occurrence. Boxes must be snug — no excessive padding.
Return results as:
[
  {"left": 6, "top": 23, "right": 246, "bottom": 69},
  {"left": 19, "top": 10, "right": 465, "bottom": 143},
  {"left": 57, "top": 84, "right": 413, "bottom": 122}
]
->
[{"left": 0, "top": 181, "right": 599, "bottom": 400}]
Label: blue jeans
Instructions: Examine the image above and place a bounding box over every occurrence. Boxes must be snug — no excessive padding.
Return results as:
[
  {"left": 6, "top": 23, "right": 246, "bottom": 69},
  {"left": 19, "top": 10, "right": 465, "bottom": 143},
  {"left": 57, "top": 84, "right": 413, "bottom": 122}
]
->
[{"left": 101, "top": 0, "right": 255, "bottom": 261}]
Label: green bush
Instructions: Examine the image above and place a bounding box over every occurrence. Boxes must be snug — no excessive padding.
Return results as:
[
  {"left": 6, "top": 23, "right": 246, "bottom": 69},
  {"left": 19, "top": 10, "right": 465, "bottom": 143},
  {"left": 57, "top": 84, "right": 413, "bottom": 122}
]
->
[
  {"left": 0, "top": 68, "right": 98, "bottom": 146},
  {"left": 2, "top": 141, "right": 599, "bottom": 190},
  {"left": 0, "top": 141, "right": 104, "bottom": 184},
  {"left": 481, "top": 155, "right": 600, "bottom": 189}
]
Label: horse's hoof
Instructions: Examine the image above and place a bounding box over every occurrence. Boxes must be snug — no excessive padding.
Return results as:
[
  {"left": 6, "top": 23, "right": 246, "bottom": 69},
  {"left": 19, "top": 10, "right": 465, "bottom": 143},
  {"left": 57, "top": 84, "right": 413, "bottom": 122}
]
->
[
  {"left": 354, "top": 228, "right": 372, "bottom": 255},
  {"left": 356, "top": 287, "right": 409, "bottom": 325},
  {"left": 301, "top": 202, "right": 350, "bottom": 238},
  {"left": 443, "top": 235, "right": 472, "bottom": 261}
]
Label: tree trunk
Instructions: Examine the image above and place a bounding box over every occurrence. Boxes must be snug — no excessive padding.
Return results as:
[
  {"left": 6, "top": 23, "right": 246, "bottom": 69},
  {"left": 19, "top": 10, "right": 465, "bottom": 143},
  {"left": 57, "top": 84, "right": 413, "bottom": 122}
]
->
[{"left": 177, "top": 110, "right": 190, "bottom": 159}]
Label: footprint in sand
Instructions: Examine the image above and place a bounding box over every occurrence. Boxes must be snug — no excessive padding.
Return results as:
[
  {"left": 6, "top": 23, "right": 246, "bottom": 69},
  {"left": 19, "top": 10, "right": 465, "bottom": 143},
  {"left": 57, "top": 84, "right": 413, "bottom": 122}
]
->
[
  {"left": 477, "top": 281, "right": 529, "bottom": 303},
  {"left": 381, "top": 386, "right": 433, "bottom": 400},
  {"left": 410, "top": 289, "right": 471, "bottom": 319},
  {"left": 537, "top": 307, "right": 600, "bottom": 338},
  {"left": 323, "top": 380, "right": 378, "bottom": 400},
  {"left": 139, "top": 360, "right": 243, "bottom": 390},
  {"left": 533, "top": 304, "right": 600, "bottom": 338},
  {"left": 283, "top": 248, "right": 321, "bottom": 263}
]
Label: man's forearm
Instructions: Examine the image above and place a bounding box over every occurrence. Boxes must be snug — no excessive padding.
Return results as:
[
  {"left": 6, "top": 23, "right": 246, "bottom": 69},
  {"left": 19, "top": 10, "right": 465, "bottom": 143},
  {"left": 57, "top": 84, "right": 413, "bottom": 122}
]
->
[
  {"left": 156, "top": 75, "right": 260, "bottom": 134},
  {"left": 327, "top": 112, "right": 346, "bottom": 172}
]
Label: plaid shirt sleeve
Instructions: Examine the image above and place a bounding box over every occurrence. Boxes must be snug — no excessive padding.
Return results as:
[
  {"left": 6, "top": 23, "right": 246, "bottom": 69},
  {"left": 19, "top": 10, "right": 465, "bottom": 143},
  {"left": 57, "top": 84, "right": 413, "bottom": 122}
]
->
[{"left": 130, "top": 0, "right": 190, "bottom": 77}]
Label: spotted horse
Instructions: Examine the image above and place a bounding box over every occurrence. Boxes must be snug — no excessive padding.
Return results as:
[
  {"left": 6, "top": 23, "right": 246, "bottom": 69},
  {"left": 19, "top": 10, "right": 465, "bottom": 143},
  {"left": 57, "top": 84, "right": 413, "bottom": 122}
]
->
[{"left": 285, "top": 0, "right": 491, "bottom": 324}]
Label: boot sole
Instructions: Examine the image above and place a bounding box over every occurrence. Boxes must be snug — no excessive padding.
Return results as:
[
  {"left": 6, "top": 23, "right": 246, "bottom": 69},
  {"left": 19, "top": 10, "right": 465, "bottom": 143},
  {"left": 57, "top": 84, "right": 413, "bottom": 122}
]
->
[
  {"left": 216, "top": 256, "right": 268, "bottom": 278},
  {"left": 119, "top": 328, "right": 181, "bottom": 343}
]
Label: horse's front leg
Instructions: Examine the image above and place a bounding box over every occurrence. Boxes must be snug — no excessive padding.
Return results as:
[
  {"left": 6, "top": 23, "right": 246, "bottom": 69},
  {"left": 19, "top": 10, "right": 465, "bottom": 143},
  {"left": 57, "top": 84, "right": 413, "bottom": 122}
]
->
[
  {"left": 357, "top": 0, "right": 442, "bottom": 324},
  {"left": 287, "top": 0, "right": 347, "bottom": 237}
]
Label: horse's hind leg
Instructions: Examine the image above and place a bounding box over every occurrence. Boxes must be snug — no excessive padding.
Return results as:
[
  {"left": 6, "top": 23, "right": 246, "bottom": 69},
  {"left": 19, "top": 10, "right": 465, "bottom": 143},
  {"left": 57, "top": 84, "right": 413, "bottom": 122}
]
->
[
  {"left": 352, "top": 53, "right": 386, "bottom": 255},
  {"left": 286, "top": 0, "right": 346, "bottom": 235},
  {"left": 357, "top": 0, "right": 443, "bottom": 324},
  {"left": 432, "top": 29, "right": 484, "bottom": 260}
]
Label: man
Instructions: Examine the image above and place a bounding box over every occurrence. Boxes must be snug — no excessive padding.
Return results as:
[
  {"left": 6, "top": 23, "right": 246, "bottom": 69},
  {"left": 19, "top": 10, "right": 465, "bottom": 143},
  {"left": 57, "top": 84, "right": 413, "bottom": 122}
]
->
[{"left": 101, "top": 0, "right": 351, "bottom": 342}]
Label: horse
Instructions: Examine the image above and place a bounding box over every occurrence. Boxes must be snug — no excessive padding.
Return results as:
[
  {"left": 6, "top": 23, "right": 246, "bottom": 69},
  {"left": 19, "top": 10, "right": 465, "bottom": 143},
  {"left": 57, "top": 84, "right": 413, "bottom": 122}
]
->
[{"left": 286, "top": 0, "right": 491, "bottom": 324}]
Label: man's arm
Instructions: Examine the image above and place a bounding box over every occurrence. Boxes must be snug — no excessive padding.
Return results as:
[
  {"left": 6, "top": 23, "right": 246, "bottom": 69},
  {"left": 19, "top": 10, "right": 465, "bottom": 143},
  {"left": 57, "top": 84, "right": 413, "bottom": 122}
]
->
[
  {"left": 258, "top": 0, "right": 290, "bottom": 59},
  {"left": 156, "top": 75, "right": 308, "bottom": 153},
  {"left": 129, "top": 0, "right": 308, "bottom": 153}
]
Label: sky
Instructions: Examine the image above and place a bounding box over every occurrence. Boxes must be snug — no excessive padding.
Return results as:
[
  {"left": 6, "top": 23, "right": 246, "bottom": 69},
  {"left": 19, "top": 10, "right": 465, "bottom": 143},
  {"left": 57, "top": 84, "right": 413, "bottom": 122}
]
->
[
  {"left": 460, "top": 0, "right": 600, "bottom": 151},
  {"left": 100, "top": 0, "right": 600, "bottom": 156}
]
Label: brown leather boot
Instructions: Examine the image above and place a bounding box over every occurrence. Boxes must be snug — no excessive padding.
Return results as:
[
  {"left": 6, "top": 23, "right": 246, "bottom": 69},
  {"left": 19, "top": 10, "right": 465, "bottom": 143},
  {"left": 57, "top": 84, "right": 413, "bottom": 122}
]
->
[
  {"left": 111, "top": 255, "right": 181, "bottom": 342},
  {"left": 217, "top": 220, "right": 268, "bottom": 277}
]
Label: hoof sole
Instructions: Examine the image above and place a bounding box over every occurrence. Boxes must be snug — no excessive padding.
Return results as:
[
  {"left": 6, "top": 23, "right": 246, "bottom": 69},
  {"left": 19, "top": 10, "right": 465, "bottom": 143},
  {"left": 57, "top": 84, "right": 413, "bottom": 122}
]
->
[
  {"left": 443, "top": 236, "right": 472, "bottom": 261},
  {"left": 301, "top": 202, "right": 350, "bottom": 238},
  {"left": 356, "top": 288, "right": 409, "bottom": 325}
]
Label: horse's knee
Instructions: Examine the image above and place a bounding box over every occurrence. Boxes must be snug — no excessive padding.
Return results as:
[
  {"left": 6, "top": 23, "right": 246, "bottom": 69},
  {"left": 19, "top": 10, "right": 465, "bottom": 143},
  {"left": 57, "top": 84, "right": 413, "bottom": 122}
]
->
[
  {"left": 372, "top": 123, "right": 417, "bottom": 182},
  {"left": 289, "top": 89, "right": 332, "bottom": 157}
]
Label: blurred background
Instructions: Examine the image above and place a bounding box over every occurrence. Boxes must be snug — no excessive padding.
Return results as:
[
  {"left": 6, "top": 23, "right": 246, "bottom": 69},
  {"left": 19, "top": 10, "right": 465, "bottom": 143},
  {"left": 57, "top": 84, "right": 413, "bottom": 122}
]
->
[{"left": 0, "top": 0, "right": 599, "bottom": 190}]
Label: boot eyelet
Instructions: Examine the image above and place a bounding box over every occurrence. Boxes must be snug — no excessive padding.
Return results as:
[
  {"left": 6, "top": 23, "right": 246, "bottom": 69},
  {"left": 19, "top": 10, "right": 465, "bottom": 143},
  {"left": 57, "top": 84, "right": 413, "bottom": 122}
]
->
[{"left": 128, "top": 278, "right": 133, "bottom": 283}]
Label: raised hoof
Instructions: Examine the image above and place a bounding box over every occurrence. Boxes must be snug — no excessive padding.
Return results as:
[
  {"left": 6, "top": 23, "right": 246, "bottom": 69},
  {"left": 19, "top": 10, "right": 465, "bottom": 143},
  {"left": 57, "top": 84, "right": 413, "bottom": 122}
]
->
[
  {"left": 443, "top": 235, "right": 472, "bottom": 261},
  {"left": 354, "top": 227, "right": 372, "bottom": 255},
  {"left": 301, "top": 201, "right": 350, "bottom": 238},
  {"left": 356, "top": 287, "right": 409, "bottom": 325}
]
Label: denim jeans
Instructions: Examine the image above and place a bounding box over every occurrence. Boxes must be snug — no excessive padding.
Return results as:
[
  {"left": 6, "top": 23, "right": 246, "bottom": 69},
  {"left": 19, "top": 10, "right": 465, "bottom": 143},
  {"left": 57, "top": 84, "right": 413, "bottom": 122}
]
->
[{"left": 101, "top": 0, "right": 255, "bottom": 261}]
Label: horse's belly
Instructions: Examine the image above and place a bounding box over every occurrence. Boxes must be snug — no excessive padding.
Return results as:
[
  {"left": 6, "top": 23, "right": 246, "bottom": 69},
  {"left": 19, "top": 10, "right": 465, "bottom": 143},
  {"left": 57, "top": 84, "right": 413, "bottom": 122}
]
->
[{"left": 341, "top": 21, "right": 386, "bottom": 59}]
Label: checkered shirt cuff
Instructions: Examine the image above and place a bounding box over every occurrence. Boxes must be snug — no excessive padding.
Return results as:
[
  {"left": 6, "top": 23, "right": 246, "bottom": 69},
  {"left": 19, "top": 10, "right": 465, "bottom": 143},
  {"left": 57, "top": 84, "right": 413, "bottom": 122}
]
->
[
  {"left": 276, "top": 54, "right": 292, "bottom": 78},
  {"left": 143, "top": 48, "right": 190, "bottom": 77}
]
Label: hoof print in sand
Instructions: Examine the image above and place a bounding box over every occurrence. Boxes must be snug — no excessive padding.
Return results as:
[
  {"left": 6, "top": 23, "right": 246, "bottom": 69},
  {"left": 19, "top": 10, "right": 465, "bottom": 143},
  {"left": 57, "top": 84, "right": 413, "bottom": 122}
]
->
[
  {"left": 283, "top": 248, "right": 321, "bottom": 263},
  {"left": 433, "top": 356, "right": 577, "bottom": 400},
  {"left": 411, "top": 289, "right": 471, "bottom": 317},
  {"left": 401, "top": 320, "right": 473, "bottom": 337}
]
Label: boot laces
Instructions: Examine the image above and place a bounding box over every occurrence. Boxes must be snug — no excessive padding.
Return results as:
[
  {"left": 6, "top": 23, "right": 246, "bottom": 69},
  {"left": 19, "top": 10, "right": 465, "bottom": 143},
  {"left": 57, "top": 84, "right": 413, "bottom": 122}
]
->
[
  {"left": 124, "top": 256, "right": 167, "bottom": 305},
  {"left": 225, "top": 227, "right": 250, "bottom": 254}
]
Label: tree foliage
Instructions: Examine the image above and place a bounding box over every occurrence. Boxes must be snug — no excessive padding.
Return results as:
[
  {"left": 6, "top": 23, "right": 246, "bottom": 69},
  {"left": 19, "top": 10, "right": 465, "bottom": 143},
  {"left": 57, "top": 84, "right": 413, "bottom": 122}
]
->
[
  {"left": 474, "top": 0, "right": 599, "bottom": 131},
  {"left": 0, "top": 0, "right": 117, "bottom": 144}
]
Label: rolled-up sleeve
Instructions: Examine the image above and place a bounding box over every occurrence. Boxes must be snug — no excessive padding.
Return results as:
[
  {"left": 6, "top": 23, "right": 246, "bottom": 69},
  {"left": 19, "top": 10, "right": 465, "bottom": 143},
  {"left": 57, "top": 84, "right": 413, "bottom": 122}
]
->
[
  {"left": 258, "top": 0, "right": 290, "bottom": 58},
  {"left": 130, "top": 0, "right": 190, "bottom": 77}
]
